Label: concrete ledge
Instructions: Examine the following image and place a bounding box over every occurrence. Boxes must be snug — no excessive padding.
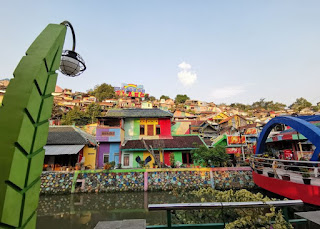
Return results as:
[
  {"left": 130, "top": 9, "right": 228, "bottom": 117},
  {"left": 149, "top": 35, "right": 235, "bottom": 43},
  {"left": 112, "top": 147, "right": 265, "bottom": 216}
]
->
[
  {"left": 295, "top": 211, "right": 320, "bottom": 229},
  {"left": 94, "top": 219, "right": 146, "bottom": 229}
]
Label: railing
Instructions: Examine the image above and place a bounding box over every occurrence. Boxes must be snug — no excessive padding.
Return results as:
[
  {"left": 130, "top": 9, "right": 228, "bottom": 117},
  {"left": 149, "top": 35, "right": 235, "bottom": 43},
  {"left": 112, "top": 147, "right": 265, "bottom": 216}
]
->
[
  {"left": 147, "top": 200, "right": 307, "bottom": 229},
  {"left": 250, "top": 155, "right": 320, "bottom": 184}
]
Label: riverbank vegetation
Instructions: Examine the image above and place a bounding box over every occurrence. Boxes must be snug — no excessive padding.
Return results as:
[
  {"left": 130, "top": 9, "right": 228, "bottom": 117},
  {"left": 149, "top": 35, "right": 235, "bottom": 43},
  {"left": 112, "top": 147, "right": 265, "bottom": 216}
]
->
[{"left": 170, "top": 188, "right": 293, "bottom": 229}]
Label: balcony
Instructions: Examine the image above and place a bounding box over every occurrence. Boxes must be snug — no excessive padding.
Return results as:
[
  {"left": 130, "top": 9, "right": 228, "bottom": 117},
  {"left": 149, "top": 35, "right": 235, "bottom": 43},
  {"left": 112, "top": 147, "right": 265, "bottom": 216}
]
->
[{"left": 96, "top": 126, "right": 121, "bottom": 142}]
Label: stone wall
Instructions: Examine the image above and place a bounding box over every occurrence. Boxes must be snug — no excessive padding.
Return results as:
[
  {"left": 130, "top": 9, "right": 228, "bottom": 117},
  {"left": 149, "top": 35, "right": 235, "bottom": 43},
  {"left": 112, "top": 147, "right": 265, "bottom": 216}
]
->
[
  {"left": 40, "top": 167, "right": 254, "bottom": 195},
  {"left": 147, "top": 170, "right": 211, "bottom": 191},
  {"left": 41, "top": 172, "right": 74, "bottom": 194},
  {"left": 76, "top": 171, "right": 145, "bottom": 193}
]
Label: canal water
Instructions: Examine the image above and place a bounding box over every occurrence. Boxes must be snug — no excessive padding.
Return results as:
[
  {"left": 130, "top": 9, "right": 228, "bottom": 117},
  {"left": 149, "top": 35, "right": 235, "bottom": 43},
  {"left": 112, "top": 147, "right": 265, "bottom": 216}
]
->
[
  {"left": 37, "top": 191, "right": 190, "bottom": 229},
  {"left": 36, "top": 190, "right": 318, "bottom": 229}
]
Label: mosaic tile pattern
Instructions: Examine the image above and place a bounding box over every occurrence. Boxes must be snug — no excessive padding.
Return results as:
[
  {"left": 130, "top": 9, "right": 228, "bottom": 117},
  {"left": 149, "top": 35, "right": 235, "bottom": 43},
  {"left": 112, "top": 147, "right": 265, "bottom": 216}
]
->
[
  {"left": 148, "top": 171, "right": 211, "bottom": 191},
  {"left": 213, "top": 170, "right": 255, "bottom": 189},
  {"left": 40, "top": 169, "right": 255, "bottom": 194},
  {"left": 40, "top": 172, "right": 74, "bottom": 194},
  {"left": 76, "top": 172, "right": 145, "bottom": 193}
]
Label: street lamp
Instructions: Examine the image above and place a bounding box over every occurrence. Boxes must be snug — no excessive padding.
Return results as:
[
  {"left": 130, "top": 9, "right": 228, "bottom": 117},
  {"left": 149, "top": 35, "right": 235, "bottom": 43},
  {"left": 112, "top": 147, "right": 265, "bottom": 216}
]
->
[
  {"left": 59, "top": 21, "right": 86, "bottom": 77},
  {"left": 239, "top": 129, "right": 246, "bottom": 162}
]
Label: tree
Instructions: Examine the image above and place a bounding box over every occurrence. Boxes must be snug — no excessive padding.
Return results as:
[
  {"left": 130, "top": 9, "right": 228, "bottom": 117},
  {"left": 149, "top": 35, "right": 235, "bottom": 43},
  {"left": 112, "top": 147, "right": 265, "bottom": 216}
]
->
[
  {"left": 191, "top": 145, "right": 229, "bottom": 167},
  {"left": 89, "top": 83, "right": 115, "bottom": 102},
  {"left": 289, "top": 97, "right": 312, "bottom": 112},
  {"left": 251, "top": 99, "right": 287, "bottom": 111},
  {"left": 144, "top": 94, "right": 156, "bottom": 101},
  {"left": 268, "top": 102, "right": 286, "bottom": 111},
  {"left": 85, "top": 103, "right": 101, "bottom": 124},
  {"left": 252, "top": 98, "right": 266, "bottom": 109},
  {"left": 230, "top": 103, "right": 251, "bottom": 111},
  {"left": 160, "top": 95, "right": 170, "bottom": 100},
  {"left": 144, "top": 94, "right": 150, "bottom": 101},
  {"left": 61, "top": 106, "right": 89, "bottom": 126},
  {"left": 149, "top": 96, "right": 156, "bottom": 101},
  {"left": 51, "top": 103, "right": 64, "bottom": 119},
  {"left": 175, "top": 94, "right": 190, "bottom": 104}
]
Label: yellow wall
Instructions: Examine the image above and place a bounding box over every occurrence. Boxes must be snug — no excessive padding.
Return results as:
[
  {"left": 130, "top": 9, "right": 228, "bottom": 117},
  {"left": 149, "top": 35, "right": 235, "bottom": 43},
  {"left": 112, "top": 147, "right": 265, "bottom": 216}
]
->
[
  {"left": 143, "top": 152, "right": 155, "bottom": 168},
  {"left": 83, "top": 145, "right": 96, "bottom": 169},
  {"left": 140, "top": 118, "right": 159, "bottom": 137},
  {"left": 0, "top": 94, "right": 3, "bottom": 106}
]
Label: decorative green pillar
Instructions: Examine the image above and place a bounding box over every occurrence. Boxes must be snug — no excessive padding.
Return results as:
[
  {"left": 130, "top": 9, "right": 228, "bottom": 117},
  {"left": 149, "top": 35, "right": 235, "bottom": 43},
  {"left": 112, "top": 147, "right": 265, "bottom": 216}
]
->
[{"left": 0, "top": 24, "right": 67, "bottom": 228}]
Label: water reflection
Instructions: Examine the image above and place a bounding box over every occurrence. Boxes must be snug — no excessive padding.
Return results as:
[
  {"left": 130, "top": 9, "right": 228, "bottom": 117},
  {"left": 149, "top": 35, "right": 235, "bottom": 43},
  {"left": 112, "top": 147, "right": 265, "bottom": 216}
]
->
[
  {"left": 37, "top": 192, "right": 190, "bottom": 229},
  {"left": 37, "top": 190, "right": 319, "bottom": 229}
]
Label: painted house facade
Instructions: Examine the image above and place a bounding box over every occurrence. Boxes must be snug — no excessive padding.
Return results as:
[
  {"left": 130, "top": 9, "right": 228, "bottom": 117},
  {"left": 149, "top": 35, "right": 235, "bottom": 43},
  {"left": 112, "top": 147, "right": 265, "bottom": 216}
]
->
[
  {"left": 44, "top": 126, "right": 97, "bottom": 170},
  {"left": 96, "top": 117, "right": 124, "bottom": 168},
  {"left": 96, "top": 109, "right": 205, "bottom": 168}
]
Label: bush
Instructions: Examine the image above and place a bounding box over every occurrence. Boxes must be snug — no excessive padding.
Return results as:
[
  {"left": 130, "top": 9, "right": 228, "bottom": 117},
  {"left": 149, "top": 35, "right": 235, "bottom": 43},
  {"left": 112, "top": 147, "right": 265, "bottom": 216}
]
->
[
  {"left": 300, "top": 168, "right": 310, "bottom": 178},
  {"left": 104, "top": 161, "right": 116, "bottom": 170},
  {"left": 191, "top": 145, "right": 229, "bottom": 167}
]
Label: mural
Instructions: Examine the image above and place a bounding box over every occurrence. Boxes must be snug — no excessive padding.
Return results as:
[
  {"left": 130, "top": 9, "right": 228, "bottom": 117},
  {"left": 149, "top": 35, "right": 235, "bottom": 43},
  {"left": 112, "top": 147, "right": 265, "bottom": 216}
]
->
[
  {"left": 227, "top": 136, "right": 246, "bottom": 145},
  {"left": 114, "top": 83, "right": 146, "bottom": 98}
]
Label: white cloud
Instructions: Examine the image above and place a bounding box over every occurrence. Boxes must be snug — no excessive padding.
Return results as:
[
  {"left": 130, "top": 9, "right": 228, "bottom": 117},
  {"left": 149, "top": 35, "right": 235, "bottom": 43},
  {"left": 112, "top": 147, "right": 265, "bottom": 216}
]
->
[
  {"left": 178, "top": 61, "right": 191, "bottom": 70},
  {"left": 177, "top": 62, "right": 197, "bottom": 87},
  {"left": 211, "top": 86, "right": 246, "bottom": 99}
]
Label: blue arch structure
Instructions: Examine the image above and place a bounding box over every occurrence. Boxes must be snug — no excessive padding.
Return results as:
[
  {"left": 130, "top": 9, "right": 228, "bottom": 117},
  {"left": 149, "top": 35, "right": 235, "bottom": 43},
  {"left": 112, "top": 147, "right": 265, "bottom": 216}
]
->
[{"left": 255, "top": 115, "right": 320, "bottom": 161}]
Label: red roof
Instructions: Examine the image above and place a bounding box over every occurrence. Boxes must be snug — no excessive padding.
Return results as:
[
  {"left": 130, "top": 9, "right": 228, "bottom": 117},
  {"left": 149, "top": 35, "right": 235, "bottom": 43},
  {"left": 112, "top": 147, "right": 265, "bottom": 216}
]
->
[{"left": 55, "top": 85, "right": 63, "bottom": 93}]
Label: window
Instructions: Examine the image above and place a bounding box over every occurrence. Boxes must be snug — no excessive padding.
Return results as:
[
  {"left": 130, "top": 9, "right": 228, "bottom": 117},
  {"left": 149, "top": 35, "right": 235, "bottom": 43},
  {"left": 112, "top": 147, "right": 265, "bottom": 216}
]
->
[
  {"left": 156, "top": 125, "right": 161, "bottom": 135},
  {"left": 140, "top": 125, "right": 145, "bottom": 135},
  {"left": 103, "top": 155, "right": 109, "bottom": 164},
  {"left": 123, "top": 155, "right": 130, "bottom": 166}
]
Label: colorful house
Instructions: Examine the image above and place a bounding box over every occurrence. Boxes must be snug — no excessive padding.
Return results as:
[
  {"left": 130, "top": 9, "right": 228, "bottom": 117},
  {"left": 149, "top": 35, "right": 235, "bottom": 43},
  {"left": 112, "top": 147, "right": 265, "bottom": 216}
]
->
[
  {"left": 96, "top": 108, "right": 205, "bottom": 168},
  {"left": 219, "top": 114, "right": 248, "bottom": 133},
  {"left": 44, "top": 126, "right": 97, "bottom": 170},
  {"left": 121, "top": 135, "right": 204, "bottom": 168}
]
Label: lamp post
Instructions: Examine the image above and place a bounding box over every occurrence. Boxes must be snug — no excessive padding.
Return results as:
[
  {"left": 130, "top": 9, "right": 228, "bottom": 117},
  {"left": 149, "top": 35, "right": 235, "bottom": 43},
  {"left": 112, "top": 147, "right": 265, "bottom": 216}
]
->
[
  {"left": 59, "top": 21, "right": 86, "bottom": 77},
  {"left": 239, "top": 129, "right": 246, "bottom": 162}
]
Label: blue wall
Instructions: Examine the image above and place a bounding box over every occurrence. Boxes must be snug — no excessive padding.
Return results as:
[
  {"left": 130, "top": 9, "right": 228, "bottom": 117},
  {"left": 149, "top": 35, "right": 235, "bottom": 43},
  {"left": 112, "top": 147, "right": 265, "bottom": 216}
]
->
[{"left": 109, "top": 142, "right": 120, "bottom": 165}]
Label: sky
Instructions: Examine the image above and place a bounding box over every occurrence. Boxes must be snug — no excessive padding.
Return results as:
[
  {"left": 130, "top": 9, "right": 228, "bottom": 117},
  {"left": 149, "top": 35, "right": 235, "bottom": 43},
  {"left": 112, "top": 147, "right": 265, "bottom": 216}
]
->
[{"left": 1, "top": 0, "right": 320, "bottom": 106}]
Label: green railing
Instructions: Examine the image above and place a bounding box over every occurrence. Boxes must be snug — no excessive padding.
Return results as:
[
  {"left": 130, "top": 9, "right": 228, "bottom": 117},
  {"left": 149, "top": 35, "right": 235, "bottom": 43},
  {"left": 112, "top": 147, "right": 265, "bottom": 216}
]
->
[{"left": 147, "top": 200, "right": 307, "bottom": 229}]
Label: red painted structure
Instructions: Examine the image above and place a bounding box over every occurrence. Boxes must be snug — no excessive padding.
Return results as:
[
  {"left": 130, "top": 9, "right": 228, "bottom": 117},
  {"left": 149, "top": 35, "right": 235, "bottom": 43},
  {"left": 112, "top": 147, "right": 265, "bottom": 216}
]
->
[
  {"left": 159, "top": 118, "right": 172, "bottom": 138},
  {"left": 252, "top": 171, "right": 320, "bottom": 206}
]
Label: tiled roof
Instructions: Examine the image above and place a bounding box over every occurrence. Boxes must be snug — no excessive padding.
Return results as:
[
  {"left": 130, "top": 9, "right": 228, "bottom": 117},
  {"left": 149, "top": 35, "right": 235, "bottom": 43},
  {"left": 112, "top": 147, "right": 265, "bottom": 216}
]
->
[
  {"left": 204, "top": 139, "right": 212, "bottom": 146},
  {"left": 219, "top": 115, "right": 246, "bottom": 124},
  {"left": 104, "top": 109, "right": 173, "bottom": 118},
  {"left": 47, "top": 126, "right": 89, "bottom": 145},
  {"left": 121, "top": 135, "right": 204, "bottom": 150}
]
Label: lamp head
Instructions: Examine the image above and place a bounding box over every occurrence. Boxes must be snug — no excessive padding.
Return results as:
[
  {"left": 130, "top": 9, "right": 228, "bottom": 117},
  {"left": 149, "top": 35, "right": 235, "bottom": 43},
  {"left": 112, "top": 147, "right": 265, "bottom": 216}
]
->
[
  {"left": 60, "top": 50, "right": 86, "bottom": 77},
  {"left": 59, "top": 21, "right": 86, "bottom": 77}
]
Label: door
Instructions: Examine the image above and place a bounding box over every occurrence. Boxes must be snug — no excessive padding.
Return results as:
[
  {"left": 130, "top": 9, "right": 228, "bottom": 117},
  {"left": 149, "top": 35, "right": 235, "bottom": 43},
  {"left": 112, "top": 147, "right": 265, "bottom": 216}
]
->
[{"left": 147, "top": 125, "right": 154, "bottom": 136}]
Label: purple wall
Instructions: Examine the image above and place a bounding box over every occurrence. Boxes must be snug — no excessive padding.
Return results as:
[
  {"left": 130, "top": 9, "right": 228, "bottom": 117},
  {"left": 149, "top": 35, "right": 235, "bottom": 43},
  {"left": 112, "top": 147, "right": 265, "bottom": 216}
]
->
[
  {"left": 97, "top": 142, "right": 121, "bottom": 168},
  {"left": 96, "top": 127, "right": 121, "bottom": 142},
  {"left": 98, "top": 143, "right": 110, "bottom": 168}
]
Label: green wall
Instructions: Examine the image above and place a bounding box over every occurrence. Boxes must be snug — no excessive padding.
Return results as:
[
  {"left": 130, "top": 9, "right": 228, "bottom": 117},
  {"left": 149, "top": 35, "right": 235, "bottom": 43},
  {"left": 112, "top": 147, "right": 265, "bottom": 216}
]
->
[
  {"left": 132, "top": 152, "right": 144, "bottom": 168},
  {"left": 174, "top": 151, "right": 183, "bottom": 163},
  {"left": 124, "top": 118, "right": 140, "bottom": 140}
]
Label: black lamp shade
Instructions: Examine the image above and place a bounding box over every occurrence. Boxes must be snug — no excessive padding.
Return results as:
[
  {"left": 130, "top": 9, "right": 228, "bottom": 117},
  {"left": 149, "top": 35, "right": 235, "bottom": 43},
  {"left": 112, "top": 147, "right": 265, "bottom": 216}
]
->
[{"left": 60, "top": 50, "right": 86, "bottom": 77}]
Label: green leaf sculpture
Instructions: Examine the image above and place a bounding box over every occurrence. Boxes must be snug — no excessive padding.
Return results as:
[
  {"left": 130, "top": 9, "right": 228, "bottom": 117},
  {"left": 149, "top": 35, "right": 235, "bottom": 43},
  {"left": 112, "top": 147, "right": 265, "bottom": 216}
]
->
[{"left": 0, "top": 23, "right": 66, "bottom": 229}]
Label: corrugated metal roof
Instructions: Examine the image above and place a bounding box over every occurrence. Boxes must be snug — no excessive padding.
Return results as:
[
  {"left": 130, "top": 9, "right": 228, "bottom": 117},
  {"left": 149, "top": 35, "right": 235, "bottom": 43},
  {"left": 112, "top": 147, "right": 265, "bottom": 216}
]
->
[
  {"left": 44, "top": 145, "right": 84, "bottom": 155},
  {"left": 121, "top": 135, "right": 204, "bottom": 150},
  {"left": 47, "top": 126, "right": 88, "bottom": 145},
  {"left": 103, "top": 109, "right": 173, "bottom": 118}
]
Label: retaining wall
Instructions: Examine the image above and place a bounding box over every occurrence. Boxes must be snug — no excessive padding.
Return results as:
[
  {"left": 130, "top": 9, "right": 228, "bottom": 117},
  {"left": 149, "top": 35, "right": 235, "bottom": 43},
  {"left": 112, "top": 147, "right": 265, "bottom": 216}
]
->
[{"left": 40, "top": 167, "right": 254, "bottom": 195}]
